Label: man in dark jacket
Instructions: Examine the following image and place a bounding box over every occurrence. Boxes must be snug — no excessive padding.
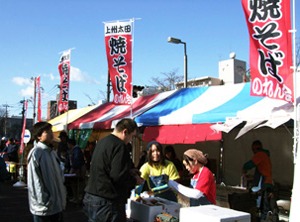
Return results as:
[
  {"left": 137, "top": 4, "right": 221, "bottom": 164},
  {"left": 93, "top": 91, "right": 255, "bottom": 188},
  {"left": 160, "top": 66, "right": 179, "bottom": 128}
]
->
[
  {"left": 66, "top": 138, "right": 86, "bottom": 203},
  {"left": 83, "top": 118, "right": 144, "bottom": 222},
  {"left": 66, "top": 139, "right": 85, "bottom": 175},
  {"left": 57, "top": 131, "right": 68, "bottom": 162},
  {"left": 1, "top": 138, "right": 19, "bottom": 162}
]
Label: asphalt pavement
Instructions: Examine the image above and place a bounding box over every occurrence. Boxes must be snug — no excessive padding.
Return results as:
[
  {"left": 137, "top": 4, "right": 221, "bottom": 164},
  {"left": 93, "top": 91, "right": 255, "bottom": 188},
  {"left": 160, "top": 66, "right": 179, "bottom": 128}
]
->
[{"left": 0, "top": 180, "right": 88, "bottom": 222}]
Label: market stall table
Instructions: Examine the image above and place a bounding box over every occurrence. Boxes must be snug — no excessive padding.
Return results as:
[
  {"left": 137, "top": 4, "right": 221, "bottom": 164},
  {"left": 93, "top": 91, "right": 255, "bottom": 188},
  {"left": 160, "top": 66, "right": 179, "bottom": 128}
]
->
[{"left": 216, "top": 184, "right": 249, "bottom": 208}]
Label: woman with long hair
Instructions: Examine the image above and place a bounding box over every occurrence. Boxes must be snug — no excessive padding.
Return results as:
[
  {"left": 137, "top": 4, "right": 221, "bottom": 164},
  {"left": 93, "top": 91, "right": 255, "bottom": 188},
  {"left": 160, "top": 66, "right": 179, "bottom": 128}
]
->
[{"left": 138, "top": 141, "right": 179, "bottom": 202}]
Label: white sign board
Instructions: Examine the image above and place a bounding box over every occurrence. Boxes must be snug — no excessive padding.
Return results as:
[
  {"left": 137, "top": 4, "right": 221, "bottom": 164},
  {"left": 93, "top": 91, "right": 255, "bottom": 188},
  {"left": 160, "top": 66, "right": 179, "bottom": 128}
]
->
[{"left": 23, "top": 129, "right": 31, "bottom": 144}]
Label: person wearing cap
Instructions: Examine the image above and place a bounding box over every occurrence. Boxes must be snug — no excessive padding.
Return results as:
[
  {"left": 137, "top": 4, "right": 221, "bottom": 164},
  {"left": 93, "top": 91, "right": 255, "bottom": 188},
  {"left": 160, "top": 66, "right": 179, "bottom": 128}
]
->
[
  {"left": 138, "top": 141, "right": 180, "bottom": 202},
  {"left": 242, "top": 140, "right": 276, "bottom": 221},
  {"left": 168, "top": 149, "right": 216, "bottom": 206}
]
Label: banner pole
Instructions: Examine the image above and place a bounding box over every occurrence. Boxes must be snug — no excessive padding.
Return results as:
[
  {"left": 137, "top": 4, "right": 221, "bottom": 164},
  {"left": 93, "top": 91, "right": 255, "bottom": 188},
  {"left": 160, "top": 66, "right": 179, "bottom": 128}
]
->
[
  {"left": 66, "top": 49, "right": 71, "bottom": 132},
  {"left": 130, "top": 19, "right": 134, "bottom": 118},
  {"left": 289, "top": 0, "right": 298, "bottom": 220},
  {"left": 291, "top": 0, "right": 298, "bottom": 163},
  {"left": 130, "top": 18, "right": 141, "bottom": 118}
]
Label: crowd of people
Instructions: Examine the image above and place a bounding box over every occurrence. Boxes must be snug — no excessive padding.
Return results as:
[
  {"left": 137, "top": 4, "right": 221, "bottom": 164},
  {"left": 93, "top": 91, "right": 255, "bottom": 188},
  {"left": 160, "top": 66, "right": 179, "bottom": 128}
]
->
[{"left": 0, "top": 118, "right": 277, "bottom": 222}]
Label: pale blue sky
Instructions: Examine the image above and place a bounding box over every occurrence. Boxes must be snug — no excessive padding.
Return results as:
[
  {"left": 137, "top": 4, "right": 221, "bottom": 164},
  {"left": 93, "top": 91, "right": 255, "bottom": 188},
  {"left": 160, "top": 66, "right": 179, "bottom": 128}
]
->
[{"left": 0, "top": 0, "right": 299, "bottom": 118}]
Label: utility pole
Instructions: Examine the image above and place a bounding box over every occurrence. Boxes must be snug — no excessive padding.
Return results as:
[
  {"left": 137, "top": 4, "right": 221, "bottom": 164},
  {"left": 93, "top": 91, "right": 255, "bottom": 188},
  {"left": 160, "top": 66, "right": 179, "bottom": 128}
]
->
[
  {"left": 56, "top": 84, "right": 60, "bottom": 116},
  {"left": 107, "top": 70, "right": 111, "bottom": 102},
  {"left": 3, "top": 103, "right": 9, "bottom": 136},
  {"left": 20, "top": 99, "right": 25, "bottom": 133}
]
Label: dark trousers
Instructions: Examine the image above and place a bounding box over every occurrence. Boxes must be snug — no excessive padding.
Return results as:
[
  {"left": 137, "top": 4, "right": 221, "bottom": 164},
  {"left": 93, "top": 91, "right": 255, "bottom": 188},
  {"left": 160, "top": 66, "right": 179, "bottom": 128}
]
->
[
  {"left": 83, "top": 193, "right": 126, "bottom": 222},
  {"left": 33, "top": 212, "right": 63, "bottom": 222},
  {"left": 260, "top": 189, "right": 279, "bottom": 221}
]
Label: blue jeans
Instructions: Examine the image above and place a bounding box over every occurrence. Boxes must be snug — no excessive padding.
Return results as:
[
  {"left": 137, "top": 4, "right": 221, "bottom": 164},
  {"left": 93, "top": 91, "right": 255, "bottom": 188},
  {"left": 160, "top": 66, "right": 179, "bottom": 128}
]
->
[
  {"left": 83, "top": 193, "right": 126, "bottom": 222},
  {"left": 33, "top": 212, "right": 63, "bottom": 222}
]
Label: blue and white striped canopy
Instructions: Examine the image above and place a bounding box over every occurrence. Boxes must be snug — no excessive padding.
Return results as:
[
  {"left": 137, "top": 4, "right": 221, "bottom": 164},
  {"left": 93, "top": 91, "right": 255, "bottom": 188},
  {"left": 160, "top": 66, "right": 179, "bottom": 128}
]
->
[{"left": 135, "top": 82, "right": 293, "bottom": 127}]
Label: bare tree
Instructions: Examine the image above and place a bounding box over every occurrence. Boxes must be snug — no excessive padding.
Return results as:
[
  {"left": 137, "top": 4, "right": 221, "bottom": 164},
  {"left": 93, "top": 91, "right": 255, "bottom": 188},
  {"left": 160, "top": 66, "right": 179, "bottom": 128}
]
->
[
  {"left": 84, "top": 90, "right": 107, "bottom": 105},
  {"left": 150, "top": 68, "right": 183, "bottom": 91}
]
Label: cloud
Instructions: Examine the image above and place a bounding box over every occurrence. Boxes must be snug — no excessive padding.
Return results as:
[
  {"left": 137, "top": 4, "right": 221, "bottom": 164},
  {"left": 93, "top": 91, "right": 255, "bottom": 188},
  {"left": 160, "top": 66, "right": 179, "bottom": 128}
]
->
[
  {"left": 12, "top": 66, "right": 100, "bottom": 99},
  {"left": 20, "top": 86, "right": 34, "bottom": 97},
  {"left": 12, "top": 77, "right": 32, "bottom": 86},
  {"left": 39, "top": 67, "right": 100, "bottom": 84},
  {"left": 43, "top": 73, "right": 59, "bottom": 81},
  {"left": 70, "top": 66, "right": 100, "bottom": 84}
]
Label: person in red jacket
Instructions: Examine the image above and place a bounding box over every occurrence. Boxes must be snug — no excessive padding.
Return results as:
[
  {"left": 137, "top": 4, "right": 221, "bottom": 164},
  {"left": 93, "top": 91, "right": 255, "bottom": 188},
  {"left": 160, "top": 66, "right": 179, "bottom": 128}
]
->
[{"left": 168, "top": 149, "right": 216, "bottom": 206}]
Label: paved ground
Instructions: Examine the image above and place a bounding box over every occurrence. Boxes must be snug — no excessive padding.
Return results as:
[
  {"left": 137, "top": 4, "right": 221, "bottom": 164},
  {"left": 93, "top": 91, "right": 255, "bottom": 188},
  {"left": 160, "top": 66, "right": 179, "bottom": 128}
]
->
[{"left": 0, "top": 180, "right": 88, "bottom": 222}]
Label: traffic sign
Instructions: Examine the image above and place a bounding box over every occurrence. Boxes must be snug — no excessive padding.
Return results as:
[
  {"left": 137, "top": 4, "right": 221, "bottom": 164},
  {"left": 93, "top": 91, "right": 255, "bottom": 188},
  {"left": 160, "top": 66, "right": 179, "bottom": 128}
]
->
[{"left": 23, "top": 129, "right": 31, "bottom": 144}]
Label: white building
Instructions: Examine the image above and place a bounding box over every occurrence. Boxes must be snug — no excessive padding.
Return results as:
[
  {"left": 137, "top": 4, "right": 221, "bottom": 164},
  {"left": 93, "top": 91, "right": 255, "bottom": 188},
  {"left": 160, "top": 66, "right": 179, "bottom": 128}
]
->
[
  {"left": 175, "top": 52, "right": 247, "bottom": 89},
  {"left": 219, "top": 53, "right": 247, "bottom": 84}
]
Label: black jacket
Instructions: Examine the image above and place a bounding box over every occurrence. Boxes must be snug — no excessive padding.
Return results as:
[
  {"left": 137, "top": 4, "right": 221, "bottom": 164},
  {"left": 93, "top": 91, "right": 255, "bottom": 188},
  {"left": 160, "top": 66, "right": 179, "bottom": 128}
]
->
[
  {"left": 3, "top": 143, "right": 19, "bottom": 162},
  {"left": 85, "top": 134, "right": 136, "bottom": 203}
]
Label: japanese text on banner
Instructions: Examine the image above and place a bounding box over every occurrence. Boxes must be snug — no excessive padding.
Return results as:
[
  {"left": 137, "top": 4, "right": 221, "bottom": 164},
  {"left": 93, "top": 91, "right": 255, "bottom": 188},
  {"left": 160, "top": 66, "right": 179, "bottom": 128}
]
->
[
  {"left": 242, "top": 0, "right": 293, "bottom": 102},
  {"left": 105, "top": 21, "right": 133, "bottom": 105},
  {"left": 58, "top": 50, "right": 70, "bottom": 112}
]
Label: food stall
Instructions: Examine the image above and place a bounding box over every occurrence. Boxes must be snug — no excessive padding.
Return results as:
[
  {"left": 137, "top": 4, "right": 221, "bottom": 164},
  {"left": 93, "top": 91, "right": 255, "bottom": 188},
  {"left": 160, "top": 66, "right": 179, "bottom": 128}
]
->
[{"left": 127, "top": 196, "right": 251, "bottom": 222}]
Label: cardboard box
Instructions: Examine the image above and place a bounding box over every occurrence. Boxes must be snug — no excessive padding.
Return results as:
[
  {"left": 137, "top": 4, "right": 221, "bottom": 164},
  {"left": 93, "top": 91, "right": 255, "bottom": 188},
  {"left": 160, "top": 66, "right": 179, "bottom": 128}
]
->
[
  {"left": 129, "top": 197, "right": 181, "bottom": 222},
  {"left": 180, "top": 205, "right": 250, "bottom": 222},
  {"left": 216, "top": 184, "right": 248, "bottom": 208}
]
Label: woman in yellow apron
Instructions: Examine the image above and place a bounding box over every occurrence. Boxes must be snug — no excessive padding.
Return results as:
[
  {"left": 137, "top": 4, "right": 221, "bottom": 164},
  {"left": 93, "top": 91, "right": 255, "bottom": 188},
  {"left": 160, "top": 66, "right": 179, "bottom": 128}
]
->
[{"left": 138, "top": 141, "right": 179, "bottom": 202}]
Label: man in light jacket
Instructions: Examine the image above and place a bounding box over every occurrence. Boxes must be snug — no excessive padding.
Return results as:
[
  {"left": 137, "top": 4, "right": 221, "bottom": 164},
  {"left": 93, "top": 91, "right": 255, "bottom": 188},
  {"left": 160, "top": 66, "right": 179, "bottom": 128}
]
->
[{"left": 27, "top": 122, "right": 66, "bottom": 222}]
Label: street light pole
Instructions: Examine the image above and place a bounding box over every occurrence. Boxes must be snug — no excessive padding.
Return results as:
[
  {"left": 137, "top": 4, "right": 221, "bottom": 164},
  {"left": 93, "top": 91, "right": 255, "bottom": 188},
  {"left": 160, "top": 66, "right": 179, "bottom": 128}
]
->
[
  {"left": 183, "top": 42, "right": 187, "bottom": 88},
  {"left": 167, "top": 37, "right": 188, "bottom": 88}
]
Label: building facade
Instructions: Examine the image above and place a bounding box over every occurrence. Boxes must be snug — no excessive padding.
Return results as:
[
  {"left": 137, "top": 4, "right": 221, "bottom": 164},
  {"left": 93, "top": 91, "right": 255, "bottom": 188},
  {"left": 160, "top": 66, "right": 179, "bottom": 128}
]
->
[{"left": 0, "top": 116, "right": 33, "bottom": 141}]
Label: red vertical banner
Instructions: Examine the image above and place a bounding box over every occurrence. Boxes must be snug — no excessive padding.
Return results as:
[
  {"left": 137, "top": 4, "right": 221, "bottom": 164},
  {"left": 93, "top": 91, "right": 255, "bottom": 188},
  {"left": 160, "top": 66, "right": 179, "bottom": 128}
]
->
[
  {"left": 242, "top": 0, "right": 293, "bottom": 103},
  {"left": 58, "top": 50, "right": 71, "bottom": 112},
  {"left": 36, "top": 76, "right": 41, "bottom": 122},
  {"left": 20, "top": 100, "right": 27, "bottom": 154},
  {"left": 104, "top": 20, "right": 133, "bottom": 105}
]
